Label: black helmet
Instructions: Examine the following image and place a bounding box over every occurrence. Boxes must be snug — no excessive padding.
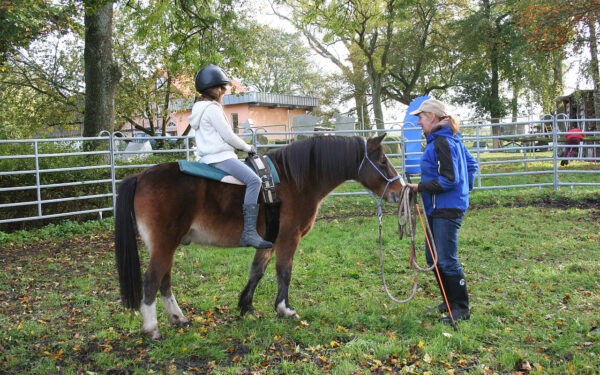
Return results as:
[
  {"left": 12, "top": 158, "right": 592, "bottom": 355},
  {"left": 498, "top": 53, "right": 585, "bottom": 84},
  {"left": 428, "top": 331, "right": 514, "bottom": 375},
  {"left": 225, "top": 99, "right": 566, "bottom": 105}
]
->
[{"left": 194, "top": 64, "right": 231, "bottom": 92}]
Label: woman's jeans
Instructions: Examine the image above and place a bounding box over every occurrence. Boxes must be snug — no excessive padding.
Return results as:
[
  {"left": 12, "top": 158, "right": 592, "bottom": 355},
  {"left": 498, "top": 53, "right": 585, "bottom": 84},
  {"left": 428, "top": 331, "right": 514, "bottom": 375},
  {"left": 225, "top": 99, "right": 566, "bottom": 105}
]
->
[
  {"left": 425, "top": 216, "right": 464, "bottom": 277},
  {"left": 210, "top": 158, "right": 262, "bottom": 205}
]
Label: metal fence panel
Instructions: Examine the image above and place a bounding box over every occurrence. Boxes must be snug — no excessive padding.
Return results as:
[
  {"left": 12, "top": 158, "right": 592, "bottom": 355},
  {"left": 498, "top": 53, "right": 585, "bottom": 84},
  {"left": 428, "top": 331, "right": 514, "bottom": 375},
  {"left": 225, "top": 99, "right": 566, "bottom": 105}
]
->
[{"left": 1, "top": 117, "right": 598, "bottom": 227}]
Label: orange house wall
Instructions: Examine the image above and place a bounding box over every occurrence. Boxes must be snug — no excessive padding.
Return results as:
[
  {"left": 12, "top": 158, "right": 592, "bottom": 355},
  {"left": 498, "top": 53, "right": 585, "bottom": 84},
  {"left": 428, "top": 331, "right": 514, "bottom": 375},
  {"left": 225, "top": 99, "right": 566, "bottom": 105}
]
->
[{"left": 172, "top": 105, "right": 311, "bottom": 140}]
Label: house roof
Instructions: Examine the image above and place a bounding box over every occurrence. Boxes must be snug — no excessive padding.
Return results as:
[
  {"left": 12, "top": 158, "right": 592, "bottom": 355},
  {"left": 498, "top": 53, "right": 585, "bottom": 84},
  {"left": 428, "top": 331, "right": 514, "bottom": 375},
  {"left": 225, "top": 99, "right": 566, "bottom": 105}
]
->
[
  {"left": 222, "top": 92, "right": 319, "bottom": 109},
  {"left": 169, "top": 92, "right": 319, "bottom": 112}
]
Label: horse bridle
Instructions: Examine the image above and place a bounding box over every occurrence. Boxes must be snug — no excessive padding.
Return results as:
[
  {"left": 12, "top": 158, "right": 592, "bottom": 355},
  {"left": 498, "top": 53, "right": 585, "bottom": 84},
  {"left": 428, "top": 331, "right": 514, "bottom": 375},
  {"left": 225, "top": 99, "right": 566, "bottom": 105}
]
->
[{"left": 357, "top": 139, "right": 402, "bottom": 209}]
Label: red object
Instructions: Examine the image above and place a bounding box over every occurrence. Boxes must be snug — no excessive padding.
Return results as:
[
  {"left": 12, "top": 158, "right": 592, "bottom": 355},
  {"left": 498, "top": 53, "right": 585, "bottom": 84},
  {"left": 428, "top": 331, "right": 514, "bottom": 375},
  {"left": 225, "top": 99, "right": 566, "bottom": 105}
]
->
[{"left": 566, "top": 128, "right": 584, "bottom": 144}]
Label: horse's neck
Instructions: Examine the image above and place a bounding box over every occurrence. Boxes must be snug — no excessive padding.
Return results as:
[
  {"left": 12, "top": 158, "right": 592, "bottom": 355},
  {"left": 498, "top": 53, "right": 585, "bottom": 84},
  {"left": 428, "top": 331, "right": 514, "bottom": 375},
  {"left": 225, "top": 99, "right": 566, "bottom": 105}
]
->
[
  {"left": 311, "top": 152, "right": 361, "bottom": 198},
  {"left": 274, "top": 137, "right": 363, "bottom": 197}
]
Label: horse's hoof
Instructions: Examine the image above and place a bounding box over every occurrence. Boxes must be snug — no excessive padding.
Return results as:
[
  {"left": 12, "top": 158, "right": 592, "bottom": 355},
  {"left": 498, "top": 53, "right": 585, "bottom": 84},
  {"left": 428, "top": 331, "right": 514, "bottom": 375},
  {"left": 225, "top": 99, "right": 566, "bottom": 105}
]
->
[
  {"left": 169, "top": 315, "right": 190, "bottom": 326},
  {"left": 145, "top": 328, "right": 162, "bottom": 341},
  {"left": 276, "top": 301, "right": 300, "bottom": 319},
  {"left": 239, "top": 305, "right": 254, "bottom": 316}
]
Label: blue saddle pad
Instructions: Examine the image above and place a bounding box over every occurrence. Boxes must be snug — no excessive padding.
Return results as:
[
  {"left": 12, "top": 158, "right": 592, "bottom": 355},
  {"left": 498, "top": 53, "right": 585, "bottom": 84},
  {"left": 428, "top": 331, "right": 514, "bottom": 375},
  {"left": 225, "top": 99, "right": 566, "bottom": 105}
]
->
[{"left": 178, "top": 156, "right": 279, "bottom": 185}]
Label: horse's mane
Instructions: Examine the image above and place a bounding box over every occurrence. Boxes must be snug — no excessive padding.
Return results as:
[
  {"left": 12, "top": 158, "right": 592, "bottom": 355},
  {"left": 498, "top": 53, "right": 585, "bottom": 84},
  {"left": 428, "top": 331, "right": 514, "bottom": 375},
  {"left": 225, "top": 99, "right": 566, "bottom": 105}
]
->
[{"left": 269, "top": 135, "right": 364, "bottom": 191}]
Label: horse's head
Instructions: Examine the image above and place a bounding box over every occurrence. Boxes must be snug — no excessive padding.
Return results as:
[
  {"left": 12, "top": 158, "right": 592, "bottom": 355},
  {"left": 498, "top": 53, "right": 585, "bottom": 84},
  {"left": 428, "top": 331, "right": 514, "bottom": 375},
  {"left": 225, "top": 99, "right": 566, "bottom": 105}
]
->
[{"left": 357, "top": 134, "right": 403, "bottom": 203}]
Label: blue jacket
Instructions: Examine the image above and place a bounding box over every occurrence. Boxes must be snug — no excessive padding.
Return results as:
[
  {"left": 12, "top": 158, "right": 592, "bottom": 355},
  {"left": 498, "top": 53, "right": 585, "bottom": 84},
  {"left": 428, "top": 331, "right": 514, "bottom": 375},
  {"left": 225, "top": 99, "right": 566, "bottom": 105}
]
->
[{"left": 418, "top": 126, "right": 478, "bottom": 217}]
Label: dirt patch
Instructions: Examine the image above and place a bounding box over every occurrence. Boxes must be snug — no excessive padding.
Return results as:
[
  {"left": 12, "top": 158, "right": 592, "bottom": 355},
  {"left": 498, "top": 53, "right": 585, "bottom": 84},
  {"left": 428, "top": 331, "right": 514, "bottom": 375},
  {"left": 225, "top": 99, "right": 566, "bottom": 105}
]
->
[
  {"left": 317, "top": 197, "right": 600, "bottom": 222},
  {"left": 472, "top": 196, "right": 600, "bottom": 210}
]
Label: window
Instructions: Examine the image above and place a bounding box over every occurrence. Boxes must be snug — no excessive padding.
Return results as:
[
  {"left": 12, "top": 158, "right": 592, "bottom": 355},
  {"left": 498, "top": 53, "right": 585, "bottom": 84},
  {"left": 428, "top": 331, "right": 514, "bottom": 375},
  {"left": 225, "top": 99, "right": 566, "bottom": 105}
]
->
[{"left": 232, "top": 113, "right": 239, "bottom": 132}]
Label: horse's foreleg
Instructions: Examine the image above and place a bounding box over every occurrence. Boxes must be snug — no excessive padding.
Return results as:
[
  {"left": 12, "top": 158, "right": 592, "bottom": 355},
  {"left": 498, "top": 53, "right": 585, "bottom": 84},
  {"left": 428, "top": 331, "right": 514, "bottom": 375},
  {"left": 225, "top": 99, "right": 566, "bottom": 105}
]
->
[
  {"left": 159, "top": 271, "right": 189, "bottom": 326},
  {"left": 274, "top": 244, "right": 300, "bottom": 319},
  {"left": 239, "top": 248, "right": 274, "bottom": 315}
]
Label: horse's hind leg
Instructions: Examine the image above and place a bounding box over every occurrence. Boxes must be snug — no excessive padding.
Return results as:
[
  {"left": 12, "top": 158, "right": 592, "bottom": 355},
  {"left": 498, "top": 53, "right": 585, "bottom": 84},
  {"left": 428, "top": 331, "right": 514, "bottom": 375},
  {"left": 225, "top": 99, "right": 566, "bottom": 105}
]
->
[
  {"left": 140, "top": 268, "right": 161, "bottom": 340},
  {"left": 239, "top": 248, "right": 274, "bottom": 315},
  {"left": 140, "top": 246, "right": 177, "bottom": 340},
  {"left": 160, "top": 270, "right": 189, "bottom": 326}
]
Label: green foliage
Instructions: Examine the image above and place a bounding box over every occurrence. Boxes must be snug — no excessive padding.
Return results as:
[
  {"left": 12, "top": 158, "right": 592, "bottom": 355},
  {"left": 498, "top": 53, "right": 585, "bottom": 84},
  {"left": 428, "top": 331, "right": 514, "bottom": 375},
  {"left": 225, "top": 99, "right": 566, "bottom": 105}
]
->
[
  {"left": 239, "top": 26, "right": 325, "bottom": 96},
  {"left": 385, "top": 0, "right": 466, "bottom": 104},
  {"left": 0, "top": 0, "right": 83, "bottom": 137},
  {"left": 0, "top": 34, "right": 84, "bottom": 138},
  {"left": 112, "top": 0, "right": 263, "bottom": 135},
  {"left": 0, "top": 217, "right": 112, "bottom": 245},
  {"left": 452, "top": 0, "right": 563, "bottom": 120},
  {"left": 281, "top": 0, "right": 418, "bottom": 128},
  {"left": 0, "top": 0, "right": 78, "bottom": 62}
]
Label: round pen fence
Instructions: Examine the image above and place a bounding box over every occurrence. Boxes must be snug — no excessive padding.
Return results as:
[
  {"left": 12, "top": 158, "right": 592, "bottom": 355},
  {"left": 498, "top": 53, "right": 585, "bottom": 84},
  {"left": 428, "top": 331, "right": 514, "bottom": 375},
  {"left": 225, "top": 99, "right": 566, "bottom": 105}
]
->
[{"left": 1, "top": 115, "right": 599, "bottom": 230}]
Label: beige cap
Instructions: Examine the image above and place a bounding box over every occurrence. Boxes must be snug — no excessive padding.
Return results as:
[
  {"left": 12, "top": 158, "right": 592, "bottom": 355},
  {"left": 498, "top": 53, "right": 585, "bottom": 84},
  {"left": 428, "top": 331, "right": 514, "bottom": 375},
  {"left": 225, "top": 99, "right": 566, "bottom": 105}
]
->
[{"left": 409, "top": 98, "right": 447, "bottom": 116}]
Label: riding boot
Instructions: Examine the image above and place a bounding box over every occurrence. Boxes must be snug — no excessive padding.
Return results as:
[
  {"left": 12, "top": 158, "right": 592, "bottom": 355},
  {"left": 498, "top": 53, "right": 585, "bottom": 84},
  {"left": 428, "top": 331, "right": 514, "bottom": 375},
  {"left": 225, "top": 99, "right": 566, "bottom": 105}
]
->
[
  {"left": 430, "top": 272, "right": 448, "bottom": 313},
  {"left": 440, "top": 272, "right": 470, "bottom": 324},
  {"left": 240, "top": 203, "right": 273, "bottom": 249}
]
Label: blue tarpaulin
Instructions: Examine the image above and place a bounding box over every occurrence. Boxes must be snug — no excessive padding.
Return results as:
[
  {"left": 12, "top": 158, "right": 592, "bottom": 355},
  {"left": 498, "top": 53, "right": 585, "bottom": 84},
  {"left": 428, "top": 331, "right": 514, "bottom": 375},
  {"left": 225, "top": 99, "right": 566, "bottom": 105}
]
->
[{"left": 402, "top": 95, "right": 430, "bottom": 175}]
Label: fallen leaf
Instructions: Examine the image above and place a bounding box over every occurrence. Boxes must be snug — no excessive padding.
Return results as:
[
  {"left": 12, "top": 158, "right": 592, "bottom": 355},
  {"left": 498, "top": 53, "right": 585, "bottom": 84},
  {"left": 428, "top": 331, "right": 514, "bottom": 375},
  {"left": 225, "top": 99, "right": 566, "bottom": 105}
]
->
[
  {"left": 515, "top": 359, "right": 532, "bottom": 371},
  {"left": 424, "top": 353, "right": 432, "bottom": 363}
]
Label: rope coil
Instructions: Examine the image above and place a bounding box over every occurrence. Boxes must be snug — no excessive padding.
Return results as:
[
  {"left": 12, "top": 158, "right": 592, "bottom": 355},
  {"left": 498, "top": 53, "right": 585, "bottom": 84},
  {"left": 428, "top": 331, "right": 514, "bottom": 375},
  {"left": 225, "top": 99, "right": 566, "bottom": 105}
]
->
[
  {"left": 377, "top": 184, "right": 459, "bottom": 329},
  {"left": 378, "top": 185, "right": 438, "bottom": 303}
]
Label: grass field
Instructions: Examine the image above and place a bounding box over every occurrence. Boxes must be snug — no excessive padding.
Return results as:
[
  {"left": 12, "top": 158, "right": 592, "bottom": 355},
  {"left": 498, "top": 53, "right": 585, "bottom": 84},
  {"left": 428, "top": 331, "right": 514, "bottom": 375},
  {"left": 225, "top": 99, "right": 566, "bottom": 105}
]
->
[{"left": 1, "top": 188, "right": 598, "bottom": 374}]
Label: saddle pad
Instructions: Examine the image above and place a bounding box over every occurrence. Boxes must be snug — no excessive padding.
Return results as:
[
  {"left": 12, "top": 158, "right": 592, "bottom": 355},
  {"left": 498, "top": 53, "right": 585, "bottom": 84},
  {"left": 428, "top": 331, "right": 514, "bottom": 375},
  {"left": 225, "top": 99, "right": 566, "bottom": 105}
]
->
[
  {"left": 178, "top": 160, "right": 244, "bottom": 185},
  {"left": 178, "top": 156, "right": 279, "bottom": 185}
]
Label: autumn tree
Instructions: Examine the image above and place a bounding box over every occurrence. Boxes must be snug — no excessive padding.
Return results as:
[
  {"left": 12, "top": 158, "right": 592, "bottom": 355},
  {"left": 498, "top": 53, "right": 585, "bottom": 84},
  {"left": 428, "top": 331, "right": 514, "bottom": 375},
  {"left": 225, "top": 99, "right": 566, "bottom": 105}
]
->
[
  {"left": 451, "top": 0, "right": 560, "bottom": 139},
  {"left": 383, "top": 0, "right": 465, "bottom": 105},
  {"left": 0, "top": 0, "right": 76, "bottom": 64},
  {"left": 277, "top": 0, "right": 416, "bottom": 129},
  {"left": 114, "top": 0, "right": 249, "bottom": 138},
  {"left": 516, "top": 0, "right": 600, "bottom": 119},
  {"left": 0, "top": 0, "right": 82, "bottom": 138},
  {"left": 0, "top": 0, "right": 119, "bottom": 140},
  {"left": 0, "top": 38, "right": 84, "bottom": 138},
  {"left": 238, "top": 26, "right": 324, "bottom": 96}
]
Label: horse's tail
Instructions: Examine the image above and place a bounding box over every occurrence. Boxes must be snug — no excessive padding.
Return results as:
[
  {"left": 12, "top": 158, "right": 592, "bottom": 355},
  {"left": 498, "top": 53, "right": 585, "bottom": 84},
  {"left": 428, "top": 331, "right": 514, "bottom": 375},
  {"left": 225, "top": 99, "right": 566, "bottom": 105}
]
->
[{"left": 114, "top": 175, "right": 143, "bottom": 311}]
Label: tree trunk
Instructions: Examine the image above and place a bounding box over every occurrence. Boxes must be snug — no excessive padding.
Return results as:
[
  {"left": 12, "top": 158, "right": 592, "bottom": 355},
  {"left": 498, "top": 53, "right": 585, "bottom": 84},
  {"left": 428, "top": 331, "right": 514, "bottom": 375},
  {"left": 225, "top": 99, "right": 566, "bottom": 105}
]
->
[
  {"left": 369, "top": 65, "right": 385, "bottom": 130},
  {"left": 586, "top": 16, "right": 600, "bottom": 130},
  {"left": 83, "top": 1, "right": 120, "bottom": 139},
  {"left": 484, "top": 0, "right": 503, "bottom": 148},
  {"left": 350, "top": 54, "right": 371, "bottom": 131},
  {"left": 553, "top": 52, "right": 563, "bottom": 102},
  {"left": 511, "top": 84, "right": 519, "bottom": 122}
]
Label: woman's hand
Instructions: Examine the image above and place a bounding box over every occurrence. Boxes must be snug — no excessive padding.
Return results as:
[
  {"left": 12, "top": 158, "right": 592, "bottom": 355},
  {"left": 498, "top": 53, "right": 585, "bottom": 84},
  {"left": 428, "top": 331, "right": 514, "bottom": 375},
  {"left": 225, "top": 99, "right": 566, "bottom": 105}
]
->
[{"left": 406, "top": 183, "right": 419, "bottom": 192}]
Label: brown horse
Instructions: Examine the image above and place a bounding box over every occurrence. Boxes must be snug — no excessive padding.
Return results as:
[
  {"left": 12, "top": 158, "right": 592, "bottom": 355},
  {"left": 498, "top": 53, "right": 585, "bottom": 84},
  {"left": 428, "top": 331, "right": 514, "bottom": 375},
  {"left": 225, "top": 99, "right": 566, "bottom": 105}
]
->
[{"left": 115, "top": 134, "right": 402, "bottom": 340}]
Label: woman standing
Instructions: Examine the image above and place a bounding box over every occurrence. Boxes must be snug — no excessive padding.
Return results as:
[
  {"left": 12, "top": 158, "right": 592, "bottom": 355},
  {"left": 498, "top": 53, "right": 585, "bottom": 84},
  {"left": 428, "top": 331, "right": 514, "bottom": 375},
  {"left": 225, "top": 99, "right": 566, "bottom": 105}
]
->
[
  {"left": 406, "top": 98, "right": 478, "bottom": 323},
  {"left": 190, "top": 64, "right": 272, "bottom": 249}
]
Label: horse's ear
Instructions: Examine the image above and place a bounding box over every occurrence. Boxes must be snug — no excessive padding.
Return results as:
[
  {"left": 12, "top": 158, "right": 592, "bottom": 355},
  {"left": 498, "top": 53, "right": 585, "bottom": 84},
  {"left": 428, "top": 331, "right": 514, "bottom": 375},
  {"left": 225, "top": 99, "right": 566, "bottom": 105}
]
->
[{"left": 367, "top": 133, "right": 386, "bottom": 152}]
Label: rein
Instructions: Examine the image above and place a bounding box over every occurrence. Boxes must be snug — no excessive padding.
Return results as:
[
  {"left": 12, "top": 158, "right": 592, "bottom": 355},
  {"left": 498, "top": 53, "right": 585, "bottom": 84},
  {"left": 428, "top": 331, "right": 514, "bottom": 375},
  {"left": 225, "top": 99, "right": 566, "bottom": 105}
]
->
[
  {"left": 357, "top": 139, "right": 429, "bottom": 303},
  {"left": 376, "top": 185, "right": 438, "bottom": 304},
  {"left": 357, "top": 140, "right": 446, "bottom": 313}
]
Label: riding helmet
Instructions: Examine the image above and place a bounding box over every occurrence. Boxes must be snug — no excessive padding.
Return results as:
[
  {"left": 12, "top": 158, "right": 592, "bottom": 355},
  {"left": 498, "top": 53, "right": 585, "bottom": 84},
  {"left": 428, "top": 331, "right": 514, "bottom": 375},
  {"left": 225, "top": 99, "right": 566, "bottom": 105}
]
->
[{"left": 194, "top": 64, "right": 231, "bottom": 92}]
